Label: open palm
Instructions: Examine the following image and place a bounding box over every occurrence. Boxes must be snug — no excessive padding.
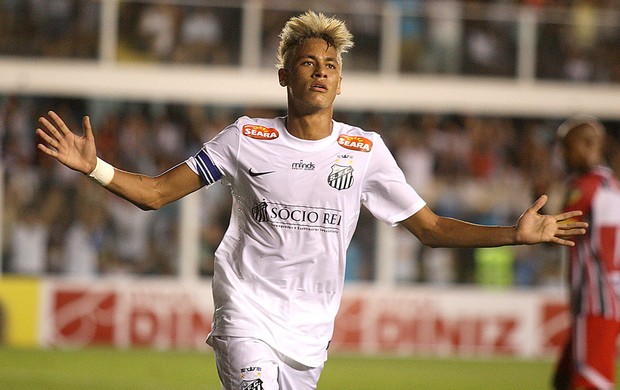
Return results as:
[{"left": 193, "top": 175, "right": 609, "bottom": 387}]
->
[
  {"left": 515, "top": 195, "right": 586, "bottom": 246},
  {"left": 36, "top": 111, "right": 97, "bottom": 175}
]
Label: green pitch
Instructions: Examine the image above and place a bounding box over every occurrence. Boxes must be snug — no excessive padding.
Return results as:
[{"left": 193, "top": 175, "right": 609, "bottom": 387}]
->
[{"left": 0, "top": 346, "right": 596, "bottom": 389}]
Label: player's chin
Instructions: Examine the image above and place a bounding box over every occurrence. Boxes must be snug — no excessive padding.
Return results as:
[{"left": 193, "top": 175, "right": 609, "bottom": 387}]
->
[{"left": 304, "top": 100, "right": 332, "bottom": 113}]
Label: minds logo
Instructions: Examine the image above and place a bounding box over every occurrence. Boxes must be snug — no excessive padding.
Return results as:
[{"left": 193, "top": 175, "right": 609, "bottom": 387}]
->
[
  {"left": 291, "top": 160, "right": 315, "bottom": 171},
  {"left": 251, "top": 200, "right": 341, "bottom": 233}
]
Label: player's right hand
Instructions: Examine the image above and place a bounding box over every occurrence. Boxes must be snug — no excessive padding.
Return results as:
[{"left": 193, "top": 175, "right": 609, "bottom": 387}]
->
[{"left": 36, "top": 110, "right": 97, "bottom": 175}]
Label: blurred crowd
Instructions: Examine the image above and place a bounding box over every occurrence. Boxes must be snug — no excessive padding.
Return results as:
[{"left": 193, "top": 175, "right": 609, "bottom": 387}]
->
[
  {"left": 2, "top": 0, "right": 620, "bottom": 287},
  {"left": 2, "top": 95, "right": 619, "bottom": 287},
  {"left": 1, "top": 0, "right": 620, "bottom": 81}
]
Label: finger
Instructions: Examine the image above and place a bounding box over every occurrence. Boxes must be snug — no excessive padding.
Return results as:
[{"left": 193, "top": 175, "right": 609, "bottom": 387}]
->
[
  {"left": 550, "top": 237, "right": 576, "bottom": 247},
  {"left": 555, "top": 228, "right": 586, "bottom": 236},
  {"left": 554, "top": 210, "right": 583, "bottom": 221},
  {"left": 39, "top": 116, "right": 64, "bottom": 141},
  {"left": 83, "top": 115, "right": 94, "bottom": 139},
  {"left": 37, "top": 142, "right": 57, "bottom": 158},
  {"left": 36, "top": 127, "right": 59, "bottom": 148},
  {"left": 529, "top": 195, "right": 548, "bottom": 213},
  {"left": 48, "top": 110, "right": 72, "bottom": 136},
  {"left": 557, "top": 221, "right": 588, "bottom": 229}
]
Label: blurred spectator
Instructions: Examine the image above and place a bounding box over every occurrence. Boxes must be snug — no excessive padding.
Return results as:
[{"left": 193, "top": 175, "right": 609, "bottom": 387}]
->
[
  {"left": 106, "top": 195, "right": 153, "bottom": 274},
  {"left": 0, "top": 0, "right": 24, "bottom": 54},
  {"left": 428, "top": 116, "right": 471, "bottom": 179},
  {"left": 466, "top": 117, "right": 499, "bottom": 179},
  {"left": 464, "top": 22, "right": 499, "bottom": 74},
  {"left": 422, "top": 0, "right": 462, "bottom": 74},
  {"left": 8, "top": 181, "right": 64, "bottom": 274},
  {"left": 1, "top": 97, "right": 35, "bottom": 163},
  {"left": 421, "top": 247, "right": 457, "bottom": 284},
  {"left": 137, "top": 3, "right": 180, "bottom": 62},
  {"left": 62, "top": 183, "right": 111, "bottom": 277},
  {"left": 9, "top": 199, "right": 50, "bottom": 274},
  {"left": 338, "top": 2, "right": 381, "bottom": 71},
  {"left": 571, "top": 0, "right": 600, "bottom": 51},
  {"left": 153, "top": 110, "right": 186, "bottom": 165},
  {"left": 261, "top": 8, "right": 296, "bottom": 68},
  {"left": 73, "top": 0, "right": 100, "bottom": 58},
  {"left": 118, "top": 3, "right": 239, "bottom": 65},
  {"left": 393, "top": 118, "right": 434, "bottom": 282},
  {"left": 392, "top": 0, "right": 426, "bottom": 73},
  {"left": 174, "top": 8, "right": 225, "bottom": 64},
  {"left": 144, "top": 203, "right": 180, "bottom": 276},
  {"left": 465, "top": 1, "right": 517, "bottom": 77},
  {"left": 562, "top": 45, "right": 594, "bottom": 81},
  {"left": 115, "top": 109, "right": 157, "bottom": 173},
  {"left": 463, "top": 19, "right": 516, "bottom": 77},
  {"left": 395, "top": 118, "right": 435, "bottom": 202},
  {"left": 28, "top": 0, "right": 75, "bottom": 57},
  {"left": 0, "top": 0, "right": 98, "bottom": 58}
]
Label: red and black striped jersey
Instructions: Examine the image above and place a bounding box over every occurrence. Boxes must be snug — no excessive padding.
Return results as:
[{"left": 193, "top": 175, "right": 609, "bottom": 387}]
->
[{"left": 564, "top": 166, "right": 620, "bottom": 319}]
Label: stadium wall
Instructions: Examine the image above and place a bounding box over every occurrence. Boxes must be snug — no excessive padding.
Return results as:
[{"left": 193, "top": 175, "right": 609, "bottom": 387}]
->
[
  {"left": 1, "top": 58, "right": 620, "bottom": 119},
  {"left": 0, "top": 277, "right": 569, "bottom": 358}
]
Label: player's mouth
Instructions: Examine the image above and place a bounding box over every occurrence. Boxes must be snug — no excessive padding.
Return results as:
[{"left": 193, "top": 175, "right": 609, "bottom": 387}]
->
[{"left": 311, "top": 82, "right": 327, "bottom": 92}]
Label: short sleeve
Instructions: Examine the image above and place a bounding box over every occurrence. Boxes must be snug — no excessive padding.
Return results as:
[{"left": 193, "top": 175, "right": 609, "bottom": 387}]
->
[
  {"left": 185, "top": 121, "right": 240, "bottom": 185},
  {"left": 361, "top": 136, "right": 426, "bottom": 225}
]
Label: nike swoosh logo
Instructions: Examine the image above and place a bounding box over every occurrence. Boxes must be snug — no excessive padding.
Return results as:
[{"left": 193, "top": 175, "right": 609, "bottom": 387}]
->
[{"left": 249, "top": 168, "right": 275, "bottom": 177}]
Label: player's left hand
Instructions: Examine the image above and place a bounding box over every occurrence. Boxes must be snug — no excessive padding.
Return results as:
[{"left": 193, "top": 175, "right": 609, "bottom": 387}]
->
[{"left": 515, "top": 195, "right": 587, "bottom": 246}]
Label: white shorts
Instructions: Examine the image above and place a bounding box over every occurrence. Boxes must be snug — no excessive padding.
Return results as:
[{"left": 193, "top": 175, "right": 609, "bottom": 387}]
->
[{"left": 210, "top": 336, "right": 324, "bottom": 390}]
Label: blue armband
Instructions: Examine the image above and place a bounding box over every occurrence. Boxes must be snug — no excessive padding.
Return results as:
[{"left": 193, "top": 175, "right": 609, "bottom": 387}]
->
[{"left": 194, "top": 150, "right": 223, "bottom": 185}]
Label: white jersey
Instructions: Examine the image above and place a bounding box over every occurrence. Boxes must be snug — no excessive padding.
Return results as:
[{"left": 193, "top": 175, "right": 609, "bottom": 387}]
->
[{"left": 186, "top": 116, "right": 425, "bottom": 367}]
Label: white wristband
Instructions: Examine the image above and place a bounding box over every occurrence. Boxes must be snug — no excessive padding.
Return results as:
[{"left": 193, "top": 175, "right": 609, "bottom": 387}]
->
[{"left": 88, "top": 157, "right": 115, "bottom": 186}]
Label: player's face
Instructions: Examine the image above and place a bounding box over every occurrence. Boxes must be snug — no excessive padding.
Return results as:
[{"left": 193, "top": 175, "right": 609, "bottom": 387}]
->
[
  {"left": 563, "top": 125, "right": 605, "bottom": 173},
  {"left": 279, "top": 38, "right": 342, "bottom": 115}
]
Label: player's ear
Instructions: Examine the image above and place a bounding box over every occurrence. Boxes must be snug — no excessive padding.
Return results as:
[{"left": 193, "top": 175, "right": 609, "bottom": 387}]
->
[
  {"left": 278, "top": 68, "right": 288, "bottom": 87},
  {"left": 337, "top": 76, "right": 342, "bottom": 95}
]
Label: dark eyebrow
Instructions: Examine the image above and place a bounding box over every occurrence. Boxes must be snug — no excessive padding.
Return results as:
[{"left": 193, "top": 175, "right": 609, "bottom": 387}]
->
[{"left": 299, "top": 54, "right": 338, "bottom": 64}]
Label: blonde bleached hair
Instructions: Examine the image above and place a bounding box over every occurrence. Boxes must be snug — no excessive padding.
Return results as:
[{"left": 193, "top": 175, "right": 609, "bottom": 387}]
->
[{"left": 276, "top": 10, "right": 354, "bottom": 70}]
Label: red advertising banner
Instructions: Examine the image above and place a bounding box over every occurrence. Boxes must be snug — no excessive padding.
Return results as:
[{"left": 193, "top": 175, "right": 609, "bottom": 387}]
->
[
  {"left": 45, "top": 279, "right": 213, "bottom": 350},
  {"left": 52, "top": 287, "right": 117, "bottom": 346},
  {"left": 540, "top": 300, "right": 571, "bottom": 354},
  {"left": 332, "top": 286, "right": 569, "bottom": 358},
  {"left": 42, "top": 279, "right": 569, "bottom": 358}
]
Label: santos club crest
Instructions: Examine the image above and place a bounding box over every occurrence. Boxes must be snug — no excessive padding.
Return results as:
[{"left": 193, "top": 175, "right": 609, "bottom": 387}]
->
[
  {"left": 241, "top": 378, "right": 264, "bottom": 390},
  {"left": 328, "top": 164, "right": 354, "bottom": 190}
]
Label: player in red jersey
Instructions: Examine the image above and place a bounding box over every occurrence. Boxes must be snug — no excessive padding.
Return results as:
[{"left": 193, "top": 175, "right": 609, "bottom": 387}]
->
[{"left": 553, "top": 115, "right": 620, "bottom": 390}]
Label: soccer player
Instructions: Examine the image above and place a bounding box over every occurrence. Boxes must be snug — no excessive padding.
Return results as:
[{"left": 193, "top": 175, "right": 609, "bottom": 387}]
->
[
  {"left": 37, "top": 11, "right": 586, "bottom": 390},
  {"left": 553, "top": 116, "right": 620, "bottom": 390}
]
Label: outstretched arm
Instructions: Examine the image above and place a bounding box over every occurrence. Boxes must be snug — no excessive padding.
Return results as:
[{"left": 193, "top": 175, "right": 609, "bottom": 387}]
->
[
  {"left": 400, "top": 195, "right": 587, "bottom": 248},
  {"left": 36, "top": 111, "right": 204, "bottom": 210}
]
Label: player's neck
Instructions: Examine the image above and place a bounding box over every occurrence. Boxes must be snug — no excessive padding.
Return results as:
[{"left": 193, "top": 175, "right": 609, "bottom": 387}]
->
[{"left": 285, "top": 111, "right": 334, "bottom": 141}]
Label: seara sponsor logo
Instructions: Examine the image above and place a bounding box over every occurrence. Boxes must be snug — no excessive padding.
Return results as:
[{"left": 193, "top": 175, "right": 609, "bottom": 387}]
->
[
  {"left": 337, "top": 135, "right": 373, "bottom": 152},
  {"left": 242, "top": 124, "right": 279, "bottom": 140}
]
